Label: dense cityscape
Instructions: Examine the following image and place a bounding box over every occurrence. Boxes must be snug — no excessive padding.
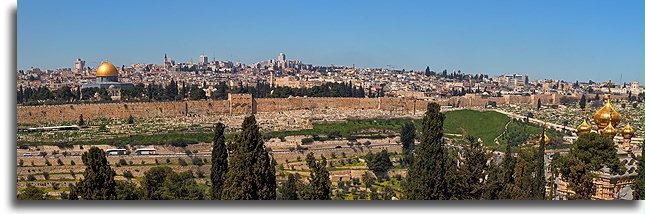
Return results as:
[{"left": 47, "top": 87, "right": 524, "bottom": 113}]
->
[{"left": 15, "top": 52, "right": 644, "bottom": 201}]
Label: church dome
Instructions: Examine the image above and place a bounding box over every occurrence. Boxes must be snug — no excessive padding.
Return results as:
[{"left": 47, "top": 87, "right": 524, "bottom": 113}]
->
[
  {"left": 593, "top": 95, "right": 620, "bottom": 130},
  {"left": 96, "top": 62, "right": 118, "bottom": 77},
  {"left": 577, "top": 109, "right": 592, "bottom": 135},
  {"left": 577, "top": 119, "right": 592, "bottom": 135},
  {"left": 621, "top": 123, "right": 635, "bottom": 139},
  {"left": 539, "top": 122, "right": 550, "bottom": 145},
  {"left": 601, "top": 121, "right": 618, "bottom": 139}
]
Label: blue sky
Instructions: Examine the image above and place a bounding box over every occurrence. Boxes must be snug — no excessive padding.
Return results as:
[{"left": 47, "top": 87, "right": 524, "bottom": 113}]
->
[{"left": 18, "top": 0, "right": 643, "bottom": 83}]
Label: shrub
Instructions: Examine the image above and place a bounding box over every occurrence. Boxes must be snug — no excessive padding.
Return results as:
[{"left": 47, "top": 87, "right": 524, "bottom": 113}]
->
[
  {"left": 52, "top": 182, "right": 60, "bottom": 190},
  {"left": 70, "top": 170, "right": 76, "bottom": 178},
  {"left": 39, "top": 152, "right": 47, "bottom": 156},
  {"left": 330, "top": 152, "right": 337, "bottom": 159},
  {"left": 27, "top": 174, "right": 36, "bottom": 181},
  {"left": 19, "top": 159, "right": 24, "bottom": 166},
  {"left": 346, "top": 135, "right": 358, "bottom": 142},
  {"left": 70, "top": 160, "right": 76, "bottom": 166},
  {"left": 118, "top": 159, "right": 128, "bottom": 166},
  {"left": 123, "top": 170, "right": 134, "bottom": 179},
  {"left": 312, "top": 135, "right": 324, "bottom": 141},
  {"left": 44, "top": 159, "right": 51, "bottom": 166},
  {"left": 196, "top": 169, "right": 205, "bottom": 178},
  {"left": 141, "top": 160, "right": 145, "bottom": 165},
  {"left": 191, "top": 157, "right": 203, "bottom": 166},
  {"left": 57, "top": 159, "right": 64, "bottom": 166},
  {"left": 42, "top": 172, "right": 50, "bottom": 180},
  {"left": 327, "top": 131, "right": 342, "bottom": 139},
  {"left": 178, "top": 158, "right": 188, "bottom": 166},
  {"left": 166, "top": 158, "right": 171, "bottom": 164},
  {"left": 301, "top": 138, "right": 314, "bottom": 144}
]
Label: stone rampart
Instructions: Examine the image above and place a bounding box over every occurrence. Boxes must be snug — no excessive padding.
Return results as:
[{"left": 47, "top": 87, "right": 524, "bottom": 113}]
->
[{"left": 17, "top": 93, "right": 608, "bottom": 124}]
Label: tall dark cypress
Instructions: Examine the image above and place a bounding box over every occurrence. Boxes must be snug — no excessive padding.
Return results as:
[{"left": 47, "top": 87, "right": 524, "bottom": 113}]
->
[
  {"left": 210, "top": 123, "right": 228, "bottom": 200},
  {"left": 400, "top": 121, "right": 416, "bottom": 154},
  {"left": 278, "top": 174, "right": 300, "bottom": 200},
  {"left": 74, "top": 147, "right": 117, "bottom": 200},
  {"left": 405, "top": 103, "right": 450, "bottom": 200},
  {"left": 221, "top": 115, "right": 276, "bottom": 200},
  {"left": 534, "top": 127, "right": 546, "bottom": 200},
  {"left": 303, "top": 153, "right": 331, "bottom": 200}
]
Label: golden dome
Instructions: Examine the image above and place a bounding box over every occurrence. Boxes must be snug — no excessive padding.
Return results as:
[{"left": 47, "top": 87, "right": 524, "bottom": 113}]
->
[
  {"left": 577, "top": 109, "right": 592, "bottom": 135},
  {"left": 539, "top": 122, "right": 550, "bottom": 145},
  {"left": 601, "top": 121, "right": 617, "bottom": 139},
  {"left": 621, "top": 123, "right": 635, "bottom": 139},
  {"left": 593, "top": 94, "right": 620, "bottom": 130},
  {"left": 96, "top": 62, "right": 118, "bottom": 77},
  {"left": 577, "top": 119, "right": 592, "bottom": 135}
]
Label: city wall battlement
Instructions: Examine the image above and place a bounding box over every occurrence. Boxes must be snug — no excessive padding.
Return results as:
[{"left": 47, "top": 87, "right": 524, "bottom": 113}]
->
[{"left": 17, "top": 93, "right": 593, "bottom": 124}]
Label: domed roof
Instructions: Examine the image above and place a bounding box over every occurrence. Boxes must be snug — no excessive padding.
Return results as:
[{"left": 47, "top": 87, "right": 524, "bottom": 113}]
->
[
  {"left": 577, "top": 119, "right": 592, "bottom": 135},
  {"left": 577, "top": 109, "right": 592, "bottom": 135},
  {"left": 96, "top": 62, "right": 118, "bottom": 77},
  {"left": 539, "top": 122, "right": 550, "bottom": 145},
  {"left": 601, "top": 121, "right": 617, "bottom": 139},
  {"left": 621, "top": 123, "right": 635, "bottom": 139},
  {"left": 593, "top": 94, "right": 621, "bottom": 130}
]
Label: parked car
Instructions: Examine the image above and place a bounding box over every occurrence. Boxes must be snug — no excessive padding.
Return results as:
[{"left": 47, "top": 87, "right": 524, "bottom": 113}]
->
[
  {"left": 23, "top": 153, "right": 32, "bottom": 156},
  {"left": 335, "top": 146, "right": 342, "bottom": 148}
]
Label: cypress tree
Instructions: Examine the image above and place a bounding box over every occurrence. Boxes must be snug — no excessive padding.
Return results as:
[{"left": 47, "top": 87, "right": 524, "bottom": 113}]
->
[
  {"left": 405, "top": 103, "right": 450, "bottom": 200},
  {"left": 278, "top": 174, "right": 300, "bottom": 200},
  {"left": 221, "top": 115, "right": 276, "bottom": 200},
  {"left": 74, "top": 147, "right": 117, "bottom": 200},
  {"left": 78, "top": 114, "right": 85, "bottom": 127},
  {"left": 400, "top": 121, "right": 416, "bottom": 154},
  {"left": 455, "top": 136, "right": 489, "bottom": 200},
  {"left": 210, "top": 123, "right": 228, "bottom": 200},
  {"left": 302, "top": 153, "right": 331, "bottom": 200},
  {"left": 534, "top": 131, "right": 546, "bottom": 200}
]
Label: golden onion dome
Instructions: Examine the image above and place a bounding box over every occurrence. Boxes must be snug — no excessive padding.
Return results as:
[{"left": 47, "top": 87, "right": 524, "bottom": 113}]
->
[
  {"left": 577, "top": 108, "right": 592, "bottom": 135},
  {"left": 577, "top": 119, "right": 592, "bottom": 135},
  {"left": 621, "top": 123, "right": 635, "bottom": 139},
  {"left": 593, "top": 95, "right": 620, "bottom": 130},
  {"left": 601, "top": 121, "right": 617, "bottom": 139},
  {"left": 539, "top": 123, "right": 550, "bottom": 145},
  {"left": 96, "top": 62, "right": 118, "bottom": 77}
]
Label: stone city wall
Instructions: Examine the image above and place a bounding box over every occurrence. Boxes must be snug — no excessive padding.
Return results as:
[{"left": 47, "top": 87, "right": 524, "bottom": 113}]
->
[{"left": 17, "top": 93, "right": 619, "bottom": 124}]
